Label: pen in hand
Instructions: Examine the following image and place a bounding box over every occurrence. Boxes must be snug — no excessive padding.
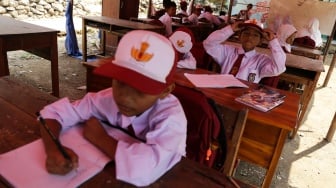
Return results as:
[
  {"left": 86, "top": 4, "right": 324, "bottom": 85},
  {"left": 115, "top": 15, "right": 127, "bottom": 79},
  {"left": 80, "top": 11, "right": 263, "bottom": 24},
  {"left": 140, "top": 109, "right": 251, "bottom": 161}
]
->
[{"left": 36, "top": 112, "right": 71, "bottom": 160}]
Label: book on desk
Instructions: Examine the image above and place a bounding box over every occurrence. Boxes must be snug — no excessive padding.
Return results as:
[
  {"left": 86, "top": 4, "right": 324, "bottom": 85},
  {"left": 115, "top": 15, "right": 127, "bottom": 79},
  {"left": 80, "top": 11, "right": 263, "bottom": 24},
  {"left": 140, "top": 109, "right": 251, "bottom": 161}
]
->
[{"left": 235, "top": 85, "right": 286, "bottom": 112}]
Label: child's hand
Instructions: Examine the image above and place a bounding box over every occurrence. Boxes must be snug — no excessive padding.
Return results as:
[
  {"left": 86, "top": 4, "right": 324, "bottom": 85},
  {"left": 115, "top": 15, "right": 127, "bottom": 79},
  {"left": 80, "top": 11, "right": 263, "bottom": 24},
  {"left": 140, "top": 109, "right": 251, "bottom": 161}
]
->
[
  {"left": 231, "top": 21, "right": 243, "bottom": 32},
  {"left": 262, "top": 29, "right": 276, "bottom": 41},
  {"left": 83, "top": 117, "right": 109, "bottom": 146},
  {"left": 46, "top": 147, "right": 78, "bottom": 175}
]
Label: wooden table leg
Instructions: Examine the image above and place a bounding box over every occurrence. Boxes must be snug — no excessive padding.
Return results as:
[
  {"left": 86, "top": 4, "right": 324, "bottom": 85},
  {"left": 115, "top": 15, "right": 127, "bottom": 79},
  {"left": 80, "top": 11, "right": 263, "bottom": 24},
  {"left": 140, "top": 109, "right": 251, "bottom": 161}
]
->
[
  {"left": 325, "top": 112, "right": 336, "bottom": 142},
  {"left": 261, "top": 129, "right": 288, "bottom": 188},
  {"left": 0, "top": 38, "right": 10, "bottom": 76},
  {"left": 82, "top": 18, "right": 87, "bottom": 62},
  {"left": 322, "top": 53, "right": 336, "bottom": 87},
  {"left": 50, "top": 34, "right": 59, "bottom": 97}
]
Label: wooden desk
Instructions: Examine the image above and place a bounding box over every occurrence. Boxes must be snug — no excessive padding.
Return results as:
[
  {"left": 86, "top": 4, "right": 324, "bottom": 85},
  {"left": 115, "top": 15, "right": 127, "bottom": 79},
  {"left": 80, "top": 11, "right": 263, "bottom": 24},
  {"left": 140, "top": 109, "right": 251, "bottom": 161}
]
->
[
  {"left": 226, "top": 41, "right": 324, "bottom": 137},
  {"left": 172, "top": 22, "right": 214, "bottom": 42},
  {"left": 0, "top": 76, "right": 238, "bottom": 188},
  {"left": 0, "top": 16, "right": 59, "bottom": 96},
  {"left": 82, "top": 60, "right": 300, "bottom": 187},
  {"left": 291, "top": 45, "right": 323, "bottom": 60},
  {"left": 82, "top": 16, "right": 165, "bottom": 62},
  {"left": 173, "top": 68, "right": 300, "bottom": 188}
]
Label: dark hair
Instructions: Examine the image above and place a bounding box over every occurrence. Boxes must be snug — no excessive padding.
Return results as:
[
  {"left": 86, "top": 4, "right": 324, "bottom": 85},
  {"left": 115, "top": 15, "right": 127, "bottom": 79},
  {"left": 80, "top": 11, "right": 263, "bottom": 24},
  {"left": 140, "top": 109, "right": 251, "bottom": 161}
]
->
[
  {"left": 163, "top": 0, "right": 171, "bottom": 8},
  {"left": 180, "top": 1, "right": 188, "bottom": 10},
  {"left": 166, "top": 1, "right": 176, "bottom": 9}
]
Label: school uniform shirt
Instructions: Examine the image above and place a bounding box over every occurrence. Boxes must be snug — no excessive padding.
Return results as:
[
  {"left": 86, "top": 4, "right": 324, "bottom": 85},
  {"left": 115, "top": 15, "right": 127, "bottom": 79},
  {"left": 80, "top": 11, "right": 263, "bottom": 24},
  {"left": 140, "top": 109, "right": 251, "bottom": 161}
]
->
[
  {"left": 177, "top": 51, "right": 197, "bottom": 69},
  {"left": 203, "top": 25, "right": 286, "bottom": 83},
  {"left": 198, "top": 12, "right": 221, "bottom": 26},
  {"left": 40, "top": 88, "right": 187, "bottom": 187},
  {"left": 188, "top": 13, "right": 199, "bottom": 25},
  {"left": 159, "top": 12, "right": 173, "bottom": 36}
]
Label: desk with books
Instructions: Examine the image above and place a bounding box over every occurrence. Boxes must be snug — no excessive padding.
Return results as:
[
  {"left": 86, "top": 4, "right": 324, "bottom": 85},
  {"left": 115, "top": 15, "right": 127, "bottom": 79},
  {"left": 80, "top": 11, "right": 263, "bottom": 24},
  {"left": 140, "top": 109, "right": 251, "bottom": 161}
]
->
[
  {"left": 0, "top": 76, "right": 238, "bottom": 188},
  {"left": 173, "top": 68, "right": 300, "bottom": 188},
  {"left": 225, "top": 41, "right": 324, "bottom": 138},
  {"left": 82, "top": 59, "right": 300, "bottom": 188}
]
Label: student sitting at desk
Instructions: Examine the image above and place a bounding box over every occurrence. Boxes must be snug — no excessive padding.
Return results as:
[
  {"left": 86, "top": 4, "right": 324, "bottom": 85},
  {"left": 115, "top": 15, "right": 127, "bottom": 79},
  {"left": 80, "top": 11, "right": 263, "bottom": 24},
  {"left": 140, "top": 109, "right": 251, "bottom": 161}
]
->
[
  {"left": 188, "top": 5, "right": 202, "bottom": 25},
  {"left": 169, "top": 30, "right": 196, "bottom": 69},
  {"left": 277, "top": 23, "right": 297, "bottom": 53},
  {"left": 159, "top": 1, "right": 177, "bottom": 36},
  {"left": 294, "top": 17, "right": 323, "bottom": 49},
  {"left": 38, "top": 30, "right": 187, "bottom": 186},
  {"left": 203, "top": 19, "right": 286, "bottom": 83}
]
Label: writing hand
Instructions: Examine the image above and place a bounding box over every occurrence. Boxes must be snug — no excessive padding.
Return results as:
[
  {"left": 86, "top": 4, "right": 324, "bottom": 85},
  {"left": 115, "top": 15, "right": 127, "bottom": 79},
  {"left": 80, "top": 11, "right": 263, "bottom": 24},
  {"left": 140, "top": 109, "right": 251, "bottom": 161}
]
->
[{"left": 46, "top": 146, "right": 78, "bottom": 175}]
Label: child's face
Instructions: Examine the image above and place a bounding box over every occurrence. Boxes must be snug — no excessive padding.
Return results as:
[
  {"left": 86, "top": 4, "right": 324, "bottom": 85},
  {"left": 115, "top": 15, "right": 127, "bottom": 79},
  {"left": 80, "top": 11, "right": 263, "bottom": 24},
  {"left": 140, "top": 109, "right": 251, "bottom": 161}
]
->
[
  {"left": 239, "top": 28, "right": 261, "bottom": 52},
  {"left": 112, "top": 80, "right": 173, "bottom": 116},
  {"left": 167, "top": 7, "right": 176, "bottom": 17}
]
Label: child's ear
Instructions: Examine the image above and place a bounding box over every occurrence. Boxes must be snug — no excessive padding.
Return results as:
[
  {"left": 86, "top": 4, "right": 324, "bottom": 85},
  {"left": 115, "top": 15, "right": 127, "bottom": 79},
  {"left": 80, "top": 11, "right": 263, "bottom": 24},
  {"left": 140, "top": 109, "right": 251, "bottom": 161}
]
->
[{"left": 159, "top": 83, "right": 175, "bottom": 99}]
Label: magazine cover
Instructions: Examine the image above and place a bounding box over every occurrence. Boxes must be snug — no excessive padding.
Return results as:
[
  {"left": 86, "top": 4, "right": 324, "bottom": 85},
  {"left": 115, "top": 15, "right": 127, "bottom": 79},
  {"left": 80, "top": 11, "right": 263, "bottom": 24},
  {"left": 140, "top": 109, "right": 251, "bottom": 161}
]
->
[{"left": 235, "top": 85, "right": 286, "bottom": 112}]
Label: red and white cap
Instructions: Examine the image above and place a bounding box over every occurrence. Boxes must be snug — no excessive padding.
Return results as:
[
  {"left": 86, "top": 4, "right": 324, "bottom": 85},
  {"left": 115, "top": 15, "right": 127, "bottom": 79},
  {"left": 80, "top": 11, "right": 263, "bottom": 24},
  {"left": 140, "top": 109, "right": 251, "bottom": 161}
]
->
[
  {"left": 169, "top": 30, "right": 193, "bottom": 53},
  {"left": 94, "top": 30, "right": 177, "bottom": 95},
  {"left": 240, "top": 19, "right": 264, "bottom": 34}
]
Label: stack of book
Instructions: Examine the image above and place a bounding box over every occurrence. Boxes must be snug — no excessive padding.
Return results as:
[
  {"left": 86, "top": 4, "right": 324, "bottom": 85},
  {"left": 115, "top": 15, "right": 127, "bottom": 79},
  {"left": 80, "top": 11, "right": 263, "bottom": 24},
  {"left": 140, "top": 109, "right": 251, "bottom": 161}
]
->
[{"left": 235, "top": 85, "right": 286, "bottom": 112}]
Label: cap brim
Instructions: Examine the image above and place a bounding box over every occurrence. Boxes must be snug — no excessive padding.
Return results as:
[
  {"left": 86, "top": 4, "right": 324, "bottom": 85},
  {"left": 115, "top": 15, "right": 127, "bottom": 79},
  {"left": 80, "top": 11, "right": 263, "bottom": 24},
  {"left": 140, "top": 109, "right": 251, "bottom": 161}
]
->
[
  {"left": 93, "top": 62, "right": 170, "bottom": 95},
  {"left": 240, "top": 23, "right": 263, "bottom": 34}
]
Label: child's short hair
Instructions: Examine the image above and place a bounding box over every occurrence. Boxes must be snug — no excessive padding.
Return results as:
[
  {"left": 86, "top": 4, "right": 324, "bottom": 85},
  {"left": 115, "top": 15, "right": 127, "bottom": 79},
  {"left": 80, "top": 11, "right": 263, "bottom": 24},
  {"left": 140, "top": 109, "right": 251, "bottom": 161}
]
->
[
  {"left": 239, "top": 19, "right": 264, "bottom": 36},
  {"left": 94, "top": 30, "right": 177, "bottom": 95}
]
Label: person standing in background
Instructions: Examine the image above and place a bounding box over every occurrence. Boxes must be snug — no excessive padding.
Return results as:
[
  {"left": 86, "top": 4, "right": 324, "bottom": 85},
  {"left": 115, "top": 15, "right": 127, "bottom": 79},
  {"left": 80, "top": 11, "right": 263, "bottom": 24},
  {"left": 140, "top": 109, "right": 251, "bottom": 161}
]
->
[{"left": 237, "top": 3, "right": 253, "bottom": 21}]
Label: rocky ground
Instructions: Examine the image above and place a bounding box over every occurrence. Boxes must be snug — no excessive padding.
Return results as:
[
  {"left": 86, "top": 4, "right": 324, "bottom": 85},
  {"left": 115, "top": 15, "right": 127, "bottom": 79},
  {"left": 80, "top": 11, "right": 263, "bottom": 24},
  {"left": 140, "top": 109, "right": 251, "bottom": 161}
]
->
[{"left": 6, "top": 4, "right": 336, "bottom": 188}]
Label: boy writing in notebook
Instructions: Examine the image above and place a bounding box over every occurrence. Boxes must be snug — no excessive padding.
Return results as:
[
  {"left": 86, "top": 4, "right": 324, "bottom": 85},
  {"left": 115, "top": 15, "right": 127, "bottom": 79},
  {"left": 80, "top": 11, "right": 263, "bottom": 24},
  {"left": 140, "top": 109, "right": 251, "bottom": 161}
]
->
[
  {"left": 203, "top": 19, "right": 286, "bottom": 83},
  {"left": 38, "top": 30, "right": 187, "bottom": 186}
]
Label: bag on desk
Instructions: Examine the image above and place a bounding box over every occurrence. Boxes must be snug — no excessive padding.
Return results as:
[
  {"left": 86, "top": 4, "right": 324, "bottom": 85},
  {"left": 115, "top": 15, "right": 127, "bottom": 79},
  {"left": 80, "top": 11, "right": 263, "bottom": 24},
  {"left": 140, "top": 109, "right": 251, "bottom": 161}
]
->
[{"left": 172, "top": 85, "right": 227, "bottom": 169}]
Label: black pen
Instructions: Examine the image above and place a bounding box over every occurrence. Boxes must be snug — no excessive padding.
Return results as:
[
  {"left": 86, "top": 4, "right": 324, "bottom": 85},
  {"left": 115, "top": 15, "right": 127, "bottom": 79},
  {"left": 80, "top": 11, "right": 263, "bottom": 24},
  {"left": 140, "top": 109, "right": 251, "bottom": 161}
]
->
[{"left": 36, "top": 112, "right": 71, "bottom": 160}]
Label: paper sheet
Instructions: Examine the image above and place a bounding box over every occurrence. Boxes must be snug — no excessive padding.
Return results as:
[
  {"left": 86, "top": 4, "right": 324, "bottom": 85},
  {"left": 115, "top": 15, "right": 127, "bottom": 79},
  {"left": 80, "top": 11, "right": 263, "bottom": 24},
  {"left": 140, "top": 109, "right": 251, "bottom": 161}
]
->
[
  {"left": 0, "top": 126, "right": 110, "bottom": 188},
  {"left": 184, "top": 73, "right": 248, "bottom": 88}
]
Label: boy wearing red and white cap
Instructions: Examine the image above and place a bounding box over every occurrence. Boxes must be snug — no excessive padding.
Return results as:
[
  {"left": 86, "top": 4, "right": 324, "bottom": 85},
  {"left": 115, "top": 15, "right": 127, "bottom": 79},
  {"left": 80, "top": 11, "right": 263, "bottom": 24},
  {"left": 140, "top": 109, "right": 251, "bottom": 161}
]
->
[
  {"left": 38, "top": 30, "right": 187, "bottom": 186},
  {"left": 169, "top": 30, "right": 196, "bottom": 69},
  {"left": 203, "top": 20, "right": 286, "bottom": 83}
]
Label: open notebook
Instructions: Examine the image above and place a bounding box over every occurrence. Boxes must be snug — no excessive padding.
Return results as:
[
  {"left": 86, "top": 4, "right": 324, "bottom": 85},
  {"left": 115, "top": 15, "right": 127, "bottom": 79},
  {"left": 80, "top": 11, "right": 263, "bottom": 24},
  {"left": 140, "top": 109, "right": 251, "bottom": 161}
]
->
[
  {"left": 184, "top": 73, "right": 248, "bottom": 88},
  {"left": 0, "top": 126, "right": 111, "bottom": 188}
]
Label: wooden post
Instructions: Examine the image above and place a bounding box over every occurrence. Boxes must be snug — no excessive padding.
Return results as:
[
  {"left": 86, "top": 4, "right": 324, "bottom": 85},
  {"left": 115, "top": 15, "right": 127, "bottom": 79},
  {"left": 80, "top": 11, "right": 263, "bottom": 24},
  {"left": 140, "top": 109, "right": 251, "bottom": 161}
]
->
[
  {"left": 325, "top": 112, "right": 336, "bottom": 142},
  {"left": 322, "top": 52, "right": 336, "bottom": 87},
  {"left": 227, "top": 0, "right": 234, "bottom": 24}
]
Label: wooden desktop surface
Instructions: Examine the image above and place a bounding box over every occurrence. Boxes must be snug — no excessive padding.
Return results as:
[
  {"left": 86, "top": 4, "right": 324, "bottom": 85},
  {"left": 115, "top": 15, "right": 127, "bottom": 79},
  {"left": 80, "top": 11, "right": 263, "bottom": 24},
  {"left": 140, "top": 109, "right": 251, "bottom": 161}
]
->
[
  {"left": 0, "top": 76, "right": 237, "bottom": 188},
  {"left": 0, "top": 16, "right": 59, "bottom": 96},
  {"left": 82, "top": 58, "right": 300, "bottom": 187},
  {"left": 173, "top": 68, "right": 300, "bottom": 188}
]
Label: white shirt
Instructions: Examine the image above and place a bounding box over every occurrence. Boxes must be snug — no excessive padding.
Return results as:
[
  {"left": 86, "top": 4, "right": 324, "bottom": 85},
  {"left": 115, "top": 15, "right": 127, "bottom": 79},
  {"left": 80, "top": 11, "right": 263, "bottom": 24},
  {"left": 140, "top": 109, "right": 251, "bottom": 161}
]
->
[
  {"left": 188, "top": 13, "right": 199, "bottom": 25},
  {"left": 159, "top": 12, "right": 173, "bottom": 36},
  {"left": 40, "top": 88, "right": 187, "bottom": 186},
  {"left": 198, "top": 12, "right": 222, "bottom": 26},
  {"left": 203, "top": 26, "right": 286, "bottom": 83},
  {"left": 177, "top": 51, "right": 197, "bottom": 69}
]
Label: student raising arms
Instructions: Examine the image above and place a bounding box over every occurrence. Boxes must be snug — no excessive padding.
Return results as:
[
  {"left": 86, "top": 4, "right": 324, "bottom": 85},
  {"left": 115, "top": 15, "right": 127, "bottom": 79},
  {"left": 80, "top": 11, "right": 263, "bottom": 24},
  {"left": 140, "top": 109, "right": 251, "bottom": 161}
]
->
[{"left": 203, "top": 20, "right": 286, "bottom": 83}]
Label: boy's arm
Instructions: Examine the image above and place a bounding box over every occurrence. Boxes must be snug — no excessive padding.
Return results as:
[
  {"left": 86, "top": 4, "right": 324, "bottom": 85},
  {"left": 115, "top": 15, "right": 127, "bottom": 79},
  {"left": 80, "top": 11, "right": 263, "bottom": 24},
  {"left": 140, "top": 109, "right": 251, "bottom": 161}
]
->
[
  {"left": 203, "top": 23, "right": 240, "bottom": 63},
  {"left": 83, "top": 117, "right": 118, "bottom": 160},
  {"left": 40, "top": 119, "right": 78, "bottom": 175},
  {"left": 261, "top": 29, "right": 286, "bottom": 76}
]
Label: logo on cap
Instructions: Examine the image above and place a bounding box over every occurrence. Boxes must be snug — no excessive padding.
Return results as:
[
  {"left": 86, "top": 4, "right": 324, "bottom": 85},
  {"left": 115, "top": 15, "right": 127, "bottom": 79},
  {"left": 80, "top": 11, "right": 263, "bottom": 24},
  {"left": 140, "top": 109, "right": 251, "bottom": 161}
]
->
[
  {"left": 131, "top": 42, "right": 153, "bottom": 62},
  {"left": 176, "top": 39, "right": 185, "bottom": 48}
]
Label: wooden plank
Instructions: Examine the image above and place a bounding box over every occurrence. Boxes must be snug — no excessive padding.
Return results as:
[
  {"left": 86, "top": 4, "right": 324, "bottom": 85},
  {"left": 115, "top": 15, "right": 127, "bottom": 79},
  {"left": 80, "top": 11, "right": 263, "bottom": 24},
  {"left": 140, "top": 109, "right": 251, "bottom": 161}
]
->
[{"left": 0, "top": 77, "right": 57, "bottom": 117}]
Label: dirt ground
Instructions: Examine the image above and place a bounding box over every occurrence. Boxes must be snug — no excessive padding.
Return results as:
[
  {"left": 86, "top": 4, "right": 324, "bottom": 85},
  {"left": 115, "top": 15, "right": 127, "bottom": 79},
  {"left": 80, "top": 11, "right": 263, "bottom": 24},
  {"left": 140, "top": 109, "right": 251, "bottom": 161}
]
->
[{"left": 7, "top": 17, "right": 336, "bottom": 187}]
